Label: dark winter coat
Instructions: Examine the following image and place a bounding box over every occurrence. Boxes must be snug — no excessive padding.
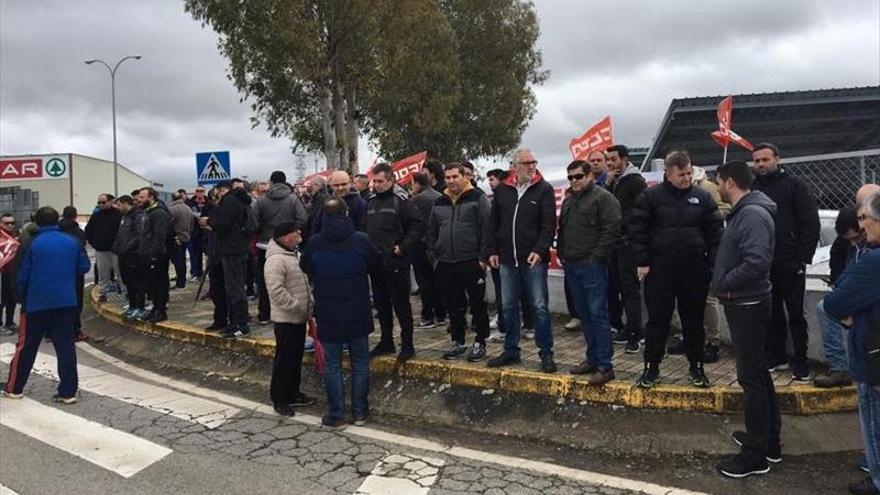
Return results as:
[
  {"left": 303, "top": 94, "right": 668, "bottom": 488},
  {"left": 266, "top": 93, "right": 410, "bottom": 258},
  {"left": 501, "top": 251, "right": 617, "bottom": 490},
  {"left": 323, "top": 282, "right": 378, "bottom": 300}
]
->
[
  {"left": 254, "top": 183, "right": 308, "bottom": 243},
  {"left": 301, "top": 214, "right": 380, "bottom": 344},
  {"left": 310, "top": 189, "right": 367, "bottom": 236},
  {"left": 84, "top": 207, "right": 122, "bottom": 252},
  {"left": 207, "top": 188, "right": 253, "bottom": 257},
  {"left": 113, "top": 207, "right": 145, "bottom": 256},
  {"left": 610, "top": 164, "right": 647, "bottom": 241},
  {"left": 752, "top": 167, "right": 820, "bottom": 269},
  {"left": 426, "top": 185, "right": 492, "bottom": 265},
  {"left": 365, "top": 188, "right": 425, "bottom": 271},
  {"left": 59, "top": 218, "right": 86, "bottom": 245},
  {"left": 138, "top": 202, "right": 170, "bottom": 258},
  {"left": 411, "top": 187, "right": 441, "bottom": 226},
  {"left": 488, "top": 171, "right": 557, "bottom": 266},
  {"left": 712, "top": 191, "right": 777, "bottom": 304},
  {"left": 628, "top": 178, "right": 723, "bottom": 268},
  {"left": 557, "top": 182, "right": 621, "bottom": 264}
]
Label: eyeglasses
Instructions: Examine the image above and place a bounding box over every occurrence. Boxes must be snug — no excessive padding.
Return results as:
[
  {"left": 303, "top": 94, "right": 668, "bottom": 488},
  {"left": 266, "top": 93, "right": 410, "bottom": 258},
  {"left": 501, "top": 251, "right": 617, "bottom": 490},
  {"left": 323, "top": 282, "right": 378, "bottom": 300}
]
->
[
  {"left": 858, "top": 214, "right": 869, "bottom": 221},
  {"left": 97, "top": 201, "right": 107, "bottom": 205},
  {"left": 1, "top": 221, "right": 14, "bottom": 226},
  {"left": 519, "top": 160, "right": 538, "bottom": 166},
  {"left": 196, "top": 189, "right": 205, "bottom": 193},
  {"left": 567, "top": 173, "right": 586, "bottom": 182}
]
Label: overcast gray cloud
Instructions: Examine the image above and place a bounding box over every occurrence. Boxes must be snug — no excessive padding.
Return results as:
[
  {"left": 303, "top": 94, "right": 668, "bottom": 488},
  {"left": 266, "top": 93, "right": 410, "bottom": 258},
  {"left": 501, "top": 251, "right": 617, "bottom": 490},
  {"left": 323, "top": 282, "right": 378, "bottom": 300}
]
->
[{"left": 1, "top": 0, "right": 878, "bottom": 188}]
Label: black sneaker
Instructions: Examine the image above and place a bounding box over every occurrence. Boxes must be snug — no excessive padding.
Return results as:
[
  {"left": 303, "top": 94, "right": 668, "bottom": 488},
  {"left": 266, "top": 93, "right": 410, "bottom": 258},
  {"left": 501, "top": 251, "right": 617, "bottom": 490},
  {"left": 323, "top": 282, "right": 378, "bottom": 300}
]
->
[
  {"left": 717, "top": 454, "right": 770, "bottom": 478},
  {"left": 435, "top": 317, "right": 448, "bottom": 326},
  {"left": 291, "top": 394, "right": 317, "bottom": 407},
  {"left": 274, "top": 404, "right": 296, "bottom": 417},
  {"left": 703, "top": 343, "right": 720, "bottom": 364},
  {"left": 369, "top": 343, "right": 396, "bottom": 358},
  {"left": 443, "top": 342, "right": 467, "bottom": 360},
  {"left": 145, "top": 311, "right": 168, "bottom": 323},
  {"left": 205, "top": 322, "right": 228, "bottom": 332},
  {"left": 466, "top": 342, "right": 486, "bottom": 362},
  {"left": 848, "top": 477, "right": 880, "bottom": 495},
  {"left": 791, "top": 362, "right": 811, "bottom": 382},
  {"left": 612, "top": 332, "right": 629, "bottom": 345},
  {"left": 486, "top": 352, "right": 521, "bottom": 368},
  {"left": 732, "top": 431, "right": 782, "bottom": 463},
  {"left": 222, "top": 325, "right": 250, "bottom": 340},
  {"left": 625, "top": 339, "right": 641, "bottom": 354},
  {"left": 689, "top": 362, "right": 710, "bottom": 388},
  {"left": 415, "top": 319, "right": 436, "bottom": 329},
  {"left": 540, "top": 355, "right": 557, "bottom": 374},
  {"left": 397, "top": 347, "right": 415, "bottom": 363},
  {"left": 636, "top": 364, "right": 660, "bottom": 388}
]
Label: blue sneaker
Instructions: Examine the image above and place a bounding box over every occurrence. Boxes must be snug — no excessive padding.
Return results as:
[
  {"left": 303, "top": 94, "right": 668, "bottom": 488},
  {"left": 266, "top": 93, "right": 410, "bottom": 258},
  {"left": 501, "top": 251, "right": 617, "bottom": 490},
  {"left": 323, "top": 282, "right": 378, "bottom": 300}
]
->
[
  {"left": 859, "top": 454, "right": 869, "bottom": 473},
  {"left": 304, "top": 337, "right": 315, "bottom": 353}
]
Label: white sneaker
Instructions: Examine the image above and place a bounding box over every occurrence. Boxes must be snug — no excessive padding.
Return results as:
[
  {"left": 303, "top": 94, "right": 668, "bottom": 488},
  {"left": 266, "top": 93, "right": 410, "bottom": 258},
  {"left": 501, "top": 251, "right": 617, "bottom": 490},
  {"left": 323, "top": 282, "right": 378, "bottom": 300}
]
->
[
  {"left": 564, "top": 318, "right": 581, "bottom": 330},
  {"left": 488, "top": 330, "right": 504, "bottom": 342},
  {"left": 523, "top": 329, "right": 535, "bottom": 339},
  {"left": 489, "top": 316, "right": 499, "bottom": 330}
]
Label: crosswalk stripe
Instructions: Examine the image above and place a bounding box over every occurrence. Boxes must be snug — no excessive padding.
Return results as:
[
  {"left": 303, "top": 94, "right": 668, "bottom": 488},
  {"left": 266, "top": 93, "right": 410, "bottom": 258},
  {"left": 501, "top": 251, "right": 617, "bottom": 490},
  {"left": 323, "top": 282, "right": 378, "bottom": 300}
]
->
[
  {"left": 0, "top": 343, "right": 239, "bottom": 429},
  {"left": 0, "top": 397, "right": 172, "bottom": 478},
  {"left": 0, "top": 484, "right": 22, "bottom": 495},
  {"left": 355, "top": 454, "right": 444, "bottom": 495}
]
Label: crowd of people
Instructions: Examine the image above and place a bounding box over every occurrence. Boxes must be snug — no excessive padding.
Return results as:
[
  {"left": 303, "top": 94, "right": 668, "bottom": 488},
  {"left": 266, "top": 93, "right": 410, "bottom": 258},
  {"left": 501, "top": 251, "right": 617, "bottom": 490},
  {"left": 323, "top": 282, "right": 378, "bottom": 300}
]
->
[{"left": 1, "top": 143, "right": 878, "bottom": 490}]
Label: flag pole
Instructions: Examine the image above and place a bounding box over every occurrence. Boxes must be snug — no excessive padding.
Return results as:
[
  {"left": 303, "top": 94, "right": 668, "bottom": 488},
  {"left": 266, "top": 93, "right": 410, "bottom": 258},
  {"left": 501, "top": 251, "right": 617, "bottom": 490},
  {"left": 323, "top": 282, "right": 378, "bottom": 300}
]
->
[{"left": 722, "top": 144, "right": 728, "bottom": 164}]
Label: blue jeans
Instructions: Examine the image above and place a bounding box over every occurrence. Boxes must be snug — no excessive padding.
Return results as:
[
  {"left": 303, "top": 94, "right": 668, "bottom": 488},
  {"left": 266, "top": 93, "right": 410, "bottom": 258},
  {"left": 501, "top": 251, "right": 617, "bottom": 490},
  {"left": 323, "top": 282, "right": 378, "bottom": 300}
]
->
[
  {"left": 565, "top": 261, "right": 613, "bottom": 370},
  {"left": 817, "top": 298, "right": 848, "bottom": 371},
  {"left": 858, "top": 382, "right": 880, "bottom": 491},
  {"left": 323, "top": 336, "right": 370, "bottom": 422},
  {"left": 500, "top": 263, "right": 553, "bottom": 359}
]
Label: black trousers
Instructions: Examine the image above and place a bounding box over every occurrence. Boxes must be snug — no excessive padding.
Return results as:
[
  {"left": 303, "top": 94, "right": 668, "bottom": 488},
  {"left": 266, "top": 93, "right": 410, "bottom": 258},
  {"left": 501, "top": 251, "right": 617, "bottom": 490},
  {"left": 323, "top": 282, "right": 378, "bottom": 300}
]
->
[
  {"left": 270, "top": 322, "right": 306, "bottom": 407},
  {"left": 412, "top": 245, "right": 446, "bottom": 321},
  {"left": 724, "top": 299, "right": 781, "bottom": 462},
  {"left": 643, "top": 261, "right": 709, "bottom": 365},
  {"left": 209, "top": 262, "right": 230, "bottom": 326},
  {"left": 371, "top": 266, "right": 415, "bottom": 351},
  {"left": 607, "top": 245, "right": 644, "bottom": 340},
  {"left": 146, "top": 255, "right": 170, "bottom": 312},
  {"left": 438, "top": 260, "right": 489, "bottom": 345},
  {"left": 0, "top": 272, "right": 16, "bottom": 326},
  {"left": 170, "top": 242, "right": 187, "bottom": 288},
  {"left": 219, "top": 254, "right": 249, "bottom": 327},
  {"left": 491, "top": 267, "right": 533, "bottom": 332},
  {"left": 766, "top": 265, "right": 809, "bottom": 366},
  {"left": 256, "top": 250, "right": 271, "bottom": 322},
  {"left": 74, "top": 273, "right": 84, "bottom": 332},
  {"left": 245, "top": 252, "right": 256, "bottom": 297},
  {"left": 121, "top": 254, "right": 147, "bottom": 309}
]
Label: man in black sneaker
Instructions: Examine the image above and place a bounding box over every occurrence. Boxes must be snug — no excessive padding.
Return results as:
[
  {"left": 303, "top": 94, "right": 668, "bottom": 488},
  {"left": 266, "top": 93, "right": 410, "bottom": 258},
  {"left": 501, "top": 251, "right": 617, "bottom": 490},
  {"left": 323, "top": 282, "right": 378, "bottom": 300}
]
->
[
  {"left": 558, "top": 160, "right": 621, "bottom": 386},
  {"left": 410, "top": 172, "right": 446, "bottom": 329},
  {"left": 426, "top": 163, "right": 492, "bottom": 362},
  {"left": 629, "top": 150, "right": 722, "bottom": 389},
  {"left": 751, "top": 143, "right": 820, "bottom": 381},
  {"left": 137, "top": 188, "right": 171, "bottom": 324},
  {"left": 364, "top": 163, "right": 425, "bottom": 363},
  {"left": 713, "top": 161, "right": 781, "bottom": 479}
]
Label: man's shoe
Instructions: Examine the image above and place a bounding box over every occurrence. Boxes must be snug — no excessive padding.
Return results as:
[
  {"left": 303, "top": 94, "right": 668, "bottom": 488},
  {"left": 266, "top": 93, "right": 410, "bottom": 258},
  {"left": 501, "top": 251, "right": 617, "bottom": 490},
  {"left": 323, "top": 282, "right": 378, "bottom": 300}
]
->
[
  {"left": 523, "top": 328, "right": 535, "bottom": 340},
  {"left": 397, "top": 348, "right": 415, "bottom": 363},
  {"left": 466, "top": 342, "right": 487, "bottom": 362},
  {"left": 732, "top": 431, "right": 782, "bottom": 463},
  {"left": 435, "top": 317, "right": 447, "bottom": 326},
  {"left": 569, "top": 361, "right": 598, "bottom": 375},
  {"left": 0, "top": 325, "right": 15, "bottom": 337},
  {"left": 848, "top": 477, "right": 880, "bottom": 495},
  {"left": 717, "top": 454, "right": 770, "bottom": 479},
  {"left": 636, "top": 364, "right": 660, "bottom": 388},
  {"left": 486, "top": 352, "right": 521, "bottom": 368},
  {"left": 703, "top": 343, "right": 720, "bottom": 364},
  {"left": 564, "top": 318, "right": 581, "bottom": 331},
  {"left": 487, "top": 330, "right": 504, "bottom": 342},
  {"left": 369, "top": 343, "right": 396, "bottom": 358},
  {"left": 222, "top": 326, "right": 250, "bottom": 340},
  {"left": 814, "top": 370, "right": 853, "bottom": 388},
  {"left": 75, "top": 333, "right": 91, "bottom": 343},
  {"left": 612, "top": 332, "right": 629, "bottom": 345},
  {"left": 205, "top": 322, "right": 228, "bottom": 332},
  {"left": 415, "top": 319, "right": 436, "bottom": 329},
  {"left": 53, "top": 394, "right": 78, "bottom": 405},
  {"left": 791, "top": 362, "right": 811, "bottom": 382},
  {"left": 274, "top": 404, "right": 296, "bottom": 417},
  {"left": 689, "top": 362, "right": 710, "bottom": 388},
  {"left": 667, "top": 341, "right": 685, "bottom": 355},
  {"left": 768, "top": 360, "right": 789, "bottom": 372},
  {"left": 489, "top": 316, "right": 499, "bottom": 330},
  {"left": 353, "top": 414, "right": 369, "bottom": 427},
  {"left": 442, "top": 342, "right": 467, "bottom": 360},
  {"left": 320, "top": 417, "right": 347, "bottom": 430},
  {"left": 540, "top": 355, "right": 557, "bottom": 373},
  {"left": 304, "top": 337, "right": 315, "bottom": 353},
  {"left": 586, "top": 368, "right": 615, "bottom": 386},
  {"left": 258, "top": 319, "right": 270, "bottom": 326},
  {"left": 146, "top": 311, "right": 168, "bottom": 323},
  {"left": 859, "top": 454, "right": 870, "bottom": 473},
  {"left": 291, "top": 393, "right": 317, "bottom": 407},
  {"left": 1, "top": 390, "right": 23, "bottom": 399},
  {"left": 624, "top": 339, "right": 641, "bottom": 354}
]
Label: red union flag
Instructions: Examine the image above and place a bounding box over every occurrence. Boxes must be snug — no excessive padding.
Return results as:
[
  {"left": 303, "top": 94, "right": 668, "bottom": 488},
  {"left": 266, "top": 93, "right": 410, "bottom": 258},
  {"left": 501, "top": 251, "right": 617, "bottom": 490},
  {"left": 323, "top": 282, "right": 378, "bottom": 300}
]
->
[
  {"left": 569, "top": 116, "right": 614, "bottom": 160},
  {"left": 388, "top": 151, "right": 428, "bottom": 186},
  {"left": 0, "top": 229, "right": 20, "bottom": 272},
  {"left": 711, "top": 96, "right": 754, "bottom": 151}
]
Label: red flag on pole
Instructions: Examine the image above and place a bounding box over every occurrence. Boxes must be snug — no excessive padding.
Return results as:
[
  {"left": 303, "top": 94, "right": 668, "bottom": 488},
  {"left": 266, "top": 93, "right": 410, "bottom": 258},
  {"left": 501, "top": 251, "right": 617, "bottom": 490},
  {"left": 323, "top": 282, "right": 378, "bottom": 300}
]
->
[
  {"left": 569, "top": 116, "right": 614, "bottom": 160},
  {"left": 371, "top": 151, "right": 428, "bottom": 186},
  {"left": 710, "top": 96, "right": 754, "bottom": 151},
  {"left": 0, "top": 229, "right": 19, "bottom": 272}
]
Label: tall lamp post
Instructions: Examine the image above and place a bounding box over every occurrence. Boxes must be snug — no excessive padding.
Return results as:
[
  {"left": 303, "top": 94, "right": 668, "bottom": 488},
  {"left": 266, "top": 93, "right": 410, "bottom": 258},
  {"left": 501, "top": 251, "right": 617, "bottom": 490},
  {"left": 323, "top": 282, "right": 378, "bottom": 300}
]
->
[{"left": 85, "top": 55, "right": 142, "bottom": 197}]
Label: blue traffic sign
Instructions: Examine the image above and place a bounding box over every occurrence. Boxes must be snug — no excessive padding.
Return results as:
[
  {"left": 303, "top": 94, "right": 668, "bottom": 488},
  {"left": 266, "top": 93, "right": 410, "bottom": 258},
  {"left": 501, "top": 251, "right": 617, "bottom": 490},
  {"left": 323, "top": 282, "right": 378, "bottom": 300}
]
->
[{"left": 196, "top": 151, "right": 231, "bottom": 185}]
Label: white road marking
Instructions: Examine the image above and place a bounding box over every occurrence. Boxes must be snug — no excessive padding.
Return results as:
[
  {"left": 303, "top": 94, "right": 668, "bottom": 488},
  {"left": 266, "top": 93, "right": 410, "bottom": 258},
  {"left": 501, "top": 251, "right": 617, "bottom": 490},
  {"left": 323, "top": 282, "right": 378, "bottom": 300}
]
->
[
  {"left": 0, "top": 397, "right": 172, "bottom": 478},
  {"left": 79, "top": 344, "right": 708, "bottom": 495},
  {"left": 0, "top": 343, "right": 238, "bottom": 429},
  {"left": 355, "top": 453, "right": 444, "bottom": 495},
  {"left": 0, "top": 484, "right": 22, "bottom": 495}
]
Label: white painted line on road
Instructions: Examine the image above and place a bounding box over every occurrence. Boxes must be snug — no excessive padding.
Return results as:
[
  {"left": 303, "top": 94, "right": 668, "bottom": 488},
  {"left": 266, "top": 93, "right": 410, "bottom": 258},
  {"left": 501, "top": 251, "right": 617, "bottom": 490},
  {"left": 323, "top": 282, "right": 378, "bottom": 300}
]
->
[
  {"left": 0, "top": 484, "right": 22, "bottom": 495},
  {"left": 355, "top": 453, "right": 444, "bottom": 495},
  {"left": 0, "top": 343, "right": 239, "bottom": 429},
  {"left": 79, "top": 343, "right": 709, "bottom": 495},
  {"left": 0, "top": 397, "right": 172, "bottom": 478}
]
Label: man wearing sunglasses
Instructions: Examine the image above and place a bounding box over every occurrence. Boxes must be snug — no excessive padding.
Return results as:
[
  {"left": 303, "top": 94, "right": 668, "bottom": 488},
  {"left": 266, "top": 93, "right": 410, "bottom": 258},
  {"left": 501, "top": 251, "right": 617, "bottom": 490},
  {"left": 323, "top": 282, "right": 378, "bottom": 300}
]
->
[
  {"left": 0, "top": 213, "right": 19, "bottom": 335},
  {"left": 557, "top": 160, "right": 621, "bottom": 385},
  {"left": 85, "top": 194, "right": 123, "bottom": 302}
]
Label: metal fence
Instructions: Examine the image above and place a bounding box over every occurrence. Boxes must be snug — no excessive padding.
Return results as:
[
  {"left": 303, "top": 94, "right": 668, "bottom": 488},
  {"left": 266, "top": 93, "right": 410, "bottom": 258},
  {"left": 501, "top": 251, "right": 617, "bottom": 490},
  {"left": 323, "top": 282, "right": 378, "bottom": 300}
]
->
[{"left": 780, "top": 149, "right": 880, "bottom": 210}]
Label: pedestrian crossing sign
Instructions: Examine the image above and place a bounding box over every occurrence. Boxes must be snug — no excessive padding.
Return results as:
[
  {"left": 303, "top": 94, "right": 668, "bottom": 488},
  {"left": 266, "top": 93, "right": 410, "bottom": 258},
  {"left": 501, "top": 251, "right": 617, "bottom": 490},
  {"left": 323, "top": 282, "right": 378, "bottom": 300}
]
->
[{"left": 196, "top": 151, "right": 231, "bottom": 185}]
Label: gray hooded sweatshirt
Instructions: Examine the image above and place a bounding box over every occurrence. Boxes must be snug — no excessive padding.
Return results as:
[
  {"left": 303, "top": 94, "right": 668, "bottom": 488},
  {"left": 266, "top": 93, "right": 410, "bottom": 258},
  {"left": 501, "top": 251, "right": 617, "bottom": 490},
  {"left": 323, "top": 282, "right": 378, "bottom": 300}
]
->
[{"left": 253, "top": 183, "right": 308, "bottom": 243}]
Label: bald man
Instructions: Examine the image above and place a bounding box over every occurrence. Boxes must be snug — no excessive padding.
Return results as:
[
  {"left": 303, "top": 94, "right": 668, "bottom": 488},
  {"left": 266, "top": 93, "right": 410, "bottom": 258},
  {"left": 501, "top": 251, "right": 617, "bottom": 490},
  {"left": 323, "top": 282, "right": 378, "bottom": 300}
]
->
[
  {"left": 310, "top": 171, "right": 367, "bottom": 235},
  {"left": 856, "top": 184, "right": 880, "bottom": 205}
]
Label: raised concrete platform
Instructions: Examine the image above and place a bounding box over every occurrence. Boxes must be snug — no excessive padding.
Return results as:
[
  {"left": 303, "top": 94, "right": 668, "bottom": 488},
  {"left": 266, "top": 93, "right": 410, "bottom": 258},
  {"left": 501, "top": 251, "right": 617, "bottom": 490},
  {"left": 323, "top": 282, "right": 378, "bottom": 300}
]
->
[{"left": 91, "top": 285, "right": 856, "bottom": 415}]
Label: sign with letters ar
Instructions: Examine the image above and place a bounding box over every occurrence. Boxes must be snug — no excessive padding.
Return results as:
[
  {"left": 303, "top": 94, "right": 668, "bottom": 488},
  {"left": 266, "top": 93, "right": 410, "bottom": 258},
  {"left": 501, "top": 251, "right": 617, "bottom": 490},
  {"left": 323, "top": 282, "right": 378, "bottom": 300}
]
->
[
  {"left": 0, "top": 155, "right": 69, "bottom": 181},
  {"left": 196, "top": 151, "right": 231, "bottom": 186}
]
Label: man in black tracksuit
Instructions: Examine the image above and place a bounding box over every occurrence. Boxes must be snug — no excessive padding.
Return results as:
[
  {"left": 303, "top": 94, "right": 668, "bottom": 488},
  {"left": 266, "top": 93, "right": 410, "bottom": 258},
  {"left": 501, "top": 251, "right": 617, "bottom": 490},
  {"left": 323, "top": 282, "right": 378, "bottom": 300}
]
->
[
  {"left": 410, "top": 172, "right": 446, "bottom": 327},
  {"left": 137, "top": 187, "right": 171, "bottom": 323},
  {"left": 112, "top": 196, "right": 147, "bottom": 319},
  {"left": 204, "top": 180, "right": 253, "bottom": 338},
  {"left": 426, "top": 163, "right": 492, "bottom": 362},
  {"left": 364, "top": 163, "right": 425, "bottom": 363},
  {"left": 629, "top": 150, "right": 722, "bottom": 388},
  {"left": 751, "top": 143, "right": 820, "bottom": 380}
]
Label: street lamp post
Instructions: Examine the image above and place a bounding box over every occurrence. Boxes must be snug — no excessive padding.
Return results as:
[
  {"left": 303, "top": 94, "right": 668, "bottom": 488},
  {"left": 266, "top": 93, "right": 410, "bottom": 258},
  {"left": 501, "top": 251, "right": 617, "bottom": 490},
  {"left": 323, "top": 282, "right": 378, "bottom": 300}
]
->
[{"left": 85, "top": 55, "right": 142, "bottom": 197}]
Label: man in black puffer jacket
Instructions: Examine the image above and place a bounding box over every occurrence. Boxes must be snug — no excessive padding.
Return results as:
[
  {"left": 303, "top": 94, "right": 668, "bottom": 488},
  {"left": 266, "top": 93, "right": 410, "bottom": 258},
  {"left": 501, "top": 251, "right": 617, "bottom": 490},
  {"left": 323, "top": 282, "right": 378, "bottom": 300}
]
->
[
  {"left": 751, "top": 143, "right": 820, "bottom": 380},
  {"left": 112, "top": 195, "right": 147, "bottom": 320},
  {"left": 629, "top": 150, "right": 722, "bottom": 389},
  {"left": 137, "top": 188, "right": 171, "bottom": 324}
]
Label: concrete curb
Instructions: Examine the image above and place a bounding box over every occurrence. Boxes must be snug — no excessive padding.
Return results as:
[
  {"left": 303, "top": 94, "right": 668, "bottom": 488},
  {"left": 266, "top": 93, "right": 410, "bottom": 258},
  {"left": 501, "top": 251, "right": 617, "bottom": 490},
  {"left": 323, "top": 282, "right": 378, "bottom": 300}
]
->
[{"left": 92, "top": 291, "right": 857, "bottom": 415}]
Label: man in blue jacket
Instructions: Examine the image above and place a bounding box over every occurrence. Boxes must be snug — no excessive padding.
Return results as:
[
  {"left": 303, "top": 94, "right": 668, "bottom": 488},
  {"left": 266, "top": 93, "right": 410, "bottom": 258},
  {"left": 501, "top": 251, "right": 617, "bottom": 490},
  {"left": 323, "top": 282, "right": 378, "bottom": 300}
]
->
[
  {"left": 2, "top": 207, "right": 90, "bottom": 404},
  {"left": 301, "top": 198, "right": 380, "bottom": 429},
  {"left": 825, "top": 190, "right": 880, "bottom": 495}
]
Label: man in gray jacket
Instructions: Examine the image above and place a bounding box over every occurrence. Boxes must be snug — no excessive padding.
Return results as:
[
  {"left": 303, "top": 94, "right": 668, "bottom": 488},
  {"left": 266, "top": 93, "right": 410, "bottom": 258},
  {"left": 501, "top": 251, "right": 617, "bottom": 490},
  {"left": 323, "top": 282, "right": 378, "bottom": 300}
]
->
[
  {"left": 168, "top": 192, "right": 194, "bottom": 290},
  {"left": 712, "top": 161, "right": 781, "bottom": 479},
  {"left": 254, "top": 170, "right": 308, "bottom": 323},
  {"left": 426, "top": 163, "right": 492, "bottom": 362}
]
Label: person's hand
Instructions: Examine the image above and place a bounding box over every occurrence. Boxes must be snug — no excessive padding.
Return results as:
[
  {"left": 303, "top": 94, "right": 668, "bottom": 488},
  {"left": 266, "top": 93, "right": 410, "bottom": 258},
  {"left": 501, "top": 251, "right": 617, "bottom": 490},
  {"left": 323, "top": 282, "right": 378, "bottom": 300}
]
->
[
  {"left": 479, "top": 261, "right": 487, "bottom": 271},
  {"left": 393, "top": 245, "right": 402, "bottom": 256},
  {"left": 527, "top": 252, "right": 541, "bottom": 268},
  {"left": 841, "top": 316, "right": 854, "bottom": 328},
  {"left": 637, "top": 266, "right": 650, "bottom": 281},
  {"left": 488, "top": 255, "right": 500, "bottom": 269},
  {"left": 198, "top": 217, "right": 208, "bottom": 227}
]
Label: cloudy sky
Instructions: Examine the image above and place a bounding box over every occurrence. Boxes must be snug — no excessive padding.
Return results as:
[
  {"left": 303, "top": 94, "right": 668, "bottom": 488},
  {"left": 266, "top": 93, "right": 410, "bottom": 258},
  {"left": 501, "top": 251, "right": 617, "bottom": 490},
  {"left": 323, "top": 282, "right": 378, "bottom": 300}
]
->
[{"left": 1, "top": 0, "right": 878, "bottom": 188}]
